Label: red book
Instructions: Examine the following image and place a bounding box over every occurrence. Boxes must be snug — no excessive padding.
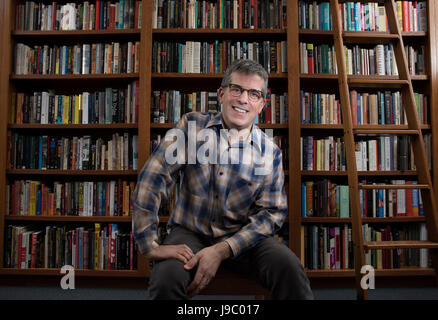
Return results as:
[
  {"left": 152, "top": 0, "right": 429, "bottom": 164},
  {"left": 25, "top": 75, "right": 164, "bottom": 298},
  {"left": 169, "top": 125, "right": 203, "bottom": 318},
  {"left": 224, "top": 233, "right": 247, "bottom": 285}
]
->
[
  {"left": 350, "top": 90, "right": 357, "bottom": 125},
  {"left": 406, "top": 181, "right": 413, "bottom": 216},
  {"left": 95, "top": 0, "right": 101, "bottom": 30},
  {"left": 52, "top": 2, "right": 57, "bottom": 30},
  {"left": 30, "top": 232, "right": 37, "bottom": 268},
  {"left": 402, "top": 1, "right": 409, "bottom": 31}
]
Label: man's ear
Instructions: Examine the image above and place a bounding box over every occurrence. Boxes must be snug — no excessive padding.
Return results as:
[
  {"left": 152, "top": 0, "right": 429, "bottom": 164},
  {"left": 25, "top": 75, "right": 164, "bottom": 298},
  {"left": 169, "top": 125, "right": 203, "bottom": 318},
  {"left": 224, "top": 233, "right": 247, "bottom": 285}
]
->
[
  {"left": 217, "top": 87, "right": 224, "bottom": 104},
  {"left": 258, "top": 99, "right": 266, "bottom": 114}
]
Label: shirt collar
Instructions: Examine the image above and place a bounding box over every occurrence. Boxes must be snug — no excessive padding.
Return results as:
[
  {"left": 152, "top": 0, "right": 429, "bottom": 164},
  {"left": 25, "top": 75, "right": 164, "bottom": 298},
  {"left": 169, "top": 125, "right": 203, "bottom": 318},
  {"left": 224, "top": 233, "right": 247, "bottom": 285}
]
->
[{"left": 206, "top": 112, "right": 263, "bottom": 153}]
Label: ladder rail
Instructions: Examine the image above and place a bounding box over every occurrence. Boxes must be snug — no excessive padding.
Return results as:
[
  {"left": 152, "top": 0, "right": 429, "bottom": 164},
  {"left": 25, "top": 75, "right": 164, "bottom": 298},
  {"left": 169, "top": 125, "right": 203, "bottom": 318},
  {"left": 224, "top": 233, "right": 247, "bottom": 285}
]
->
[{"left": 330, "top": 0, "right": 368, "bottom": 300}]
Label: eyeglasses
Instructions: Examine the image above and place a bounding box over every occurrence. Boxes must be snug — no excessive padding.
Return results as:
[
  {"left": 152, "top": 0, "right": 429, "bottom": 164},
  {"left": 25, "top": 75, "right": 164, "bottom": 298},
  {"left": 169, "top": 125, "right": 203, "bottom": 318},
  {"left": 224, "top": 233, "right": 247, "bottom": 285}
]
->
[{"left": 226, "top": 83, "right": 264, "bottom": 102}]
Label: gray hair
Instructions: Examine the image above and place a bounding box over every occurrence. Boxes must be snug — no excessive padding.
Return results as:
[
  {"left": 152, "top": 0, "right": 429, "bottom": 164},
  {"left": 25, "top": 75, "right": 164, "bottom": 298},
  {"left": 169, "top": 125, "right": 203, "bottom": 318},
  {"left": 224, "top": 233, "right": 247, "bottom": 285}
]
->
[{"left": 221, "top": 59, "right": 268, "bottom": 98}]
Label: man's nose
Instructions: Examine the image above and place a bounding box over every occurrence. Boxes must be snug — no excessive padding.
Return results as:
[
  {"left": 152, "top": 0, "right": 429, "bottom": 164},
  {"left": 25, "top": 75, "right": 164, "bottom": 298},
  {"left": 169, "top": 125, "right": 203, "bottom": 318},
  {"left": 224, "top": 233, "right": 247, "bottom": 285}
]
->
[{"left": 237, "top": 89, "right": 249, "bottom": 103}]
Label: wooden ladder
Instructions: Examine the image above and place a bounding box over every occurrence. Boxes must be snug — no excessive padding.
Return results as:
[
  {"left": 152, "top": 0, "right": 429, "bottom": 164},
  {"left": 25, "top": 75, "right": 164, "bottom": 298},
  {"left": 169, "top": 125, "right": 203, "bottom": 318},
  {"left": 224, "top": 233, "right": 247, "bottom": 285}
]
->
[{"left": 330, "top": 0, "right": 438, "bottom": 299}]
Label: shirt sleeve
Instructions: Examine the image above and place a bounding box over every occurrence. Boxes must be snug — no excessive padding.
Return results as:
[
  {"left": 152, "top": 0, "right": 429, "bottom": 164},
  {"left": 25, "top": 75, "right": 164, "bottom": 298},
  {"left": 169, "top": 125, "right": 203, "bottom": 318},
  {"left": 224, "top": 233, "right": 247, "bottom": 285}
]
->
[
  {"left": 132, "top": 115, "right": 188, "bottom": 255},
  {"left": 225, "top": 146, "right": 288, "bottom": 257}
]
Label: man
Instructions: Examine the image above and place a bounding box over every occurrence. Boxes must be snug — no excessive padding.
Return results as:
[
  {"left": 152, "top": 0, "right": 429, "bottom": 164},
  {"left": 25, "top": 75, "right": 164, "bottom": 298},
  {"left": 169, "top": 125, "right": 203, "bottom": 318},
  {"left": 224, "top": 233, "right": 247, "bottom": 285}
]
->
[{"left": 133, "top": 59, "right": 313, "bottom": 299}]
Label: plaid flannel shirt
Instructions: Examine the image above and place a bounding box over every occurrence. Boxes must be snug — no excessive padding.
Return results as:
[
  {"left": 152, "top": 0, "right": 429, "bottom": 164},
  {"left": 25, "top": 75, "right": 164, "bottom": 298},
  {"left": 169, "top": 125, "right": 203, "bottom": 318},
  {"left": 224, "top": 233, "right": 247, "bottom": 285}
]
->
[{"left": 132, "top": 112, "right": 287, "bottom": 257}]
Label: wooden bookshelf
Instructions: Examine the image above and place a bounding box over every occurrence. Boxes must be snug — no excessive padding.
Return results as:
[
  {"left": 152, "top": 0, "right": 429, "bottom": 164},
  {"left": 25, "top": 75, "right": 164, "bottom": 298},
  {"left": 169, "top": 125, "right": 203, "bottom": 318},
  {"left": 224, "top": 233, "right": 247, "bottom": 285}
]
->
[
  {"left": 0, "top": 0, "right": 149, "bottom": 279},
  {"left": 1, "top": 0, "right": 438, "bottom": 290},
  {"left": 292, "top": 0, "right": 438, "bottom": 289}
]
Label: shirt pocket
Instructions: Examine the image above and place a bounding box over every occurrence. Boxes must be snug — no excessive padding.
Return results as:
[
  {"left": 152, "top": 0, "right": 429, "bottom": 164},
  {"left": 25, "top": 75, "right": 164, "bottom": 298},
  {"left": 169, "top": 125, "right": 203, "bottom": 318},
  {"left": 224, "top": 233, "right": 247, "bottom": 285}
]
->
[{"left": 225, "top": 174, "right": 264, "bottom": 215}]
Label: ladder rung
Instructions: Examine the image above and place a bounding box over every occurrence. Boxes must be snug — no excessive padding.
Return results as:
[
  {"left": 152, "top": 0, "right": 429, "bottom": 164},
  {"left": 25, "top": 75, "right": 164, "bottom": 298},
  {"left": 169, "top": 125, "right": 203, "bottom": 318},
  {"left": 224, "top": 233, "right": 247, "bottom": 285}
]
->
[
  {"left": 348, "top": 79, "right": 409, "bottom": 88},
  {"left": 354, "top": 129, "right": 419, "bottom": 135},
  {"left": 359, "top": 184, "right": 430, "bottom": 190},
  {"left": 363, "top": 241, "right": 438, "bottom": 250}
]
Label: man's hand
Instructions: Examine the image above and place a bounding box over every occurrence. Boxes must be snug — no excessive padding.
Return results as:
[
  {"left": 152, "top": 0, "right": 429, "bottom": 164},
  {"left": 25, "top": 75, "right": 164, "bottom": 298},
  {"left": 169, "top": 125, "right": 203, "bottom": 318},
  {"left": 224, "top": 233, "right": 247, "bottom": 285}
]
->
[
  {"left": 146, "top": 244, "right": 194, "bottom": 264},
  {"left": 184, "top": 242, "right": 232, "bottom": 298}
]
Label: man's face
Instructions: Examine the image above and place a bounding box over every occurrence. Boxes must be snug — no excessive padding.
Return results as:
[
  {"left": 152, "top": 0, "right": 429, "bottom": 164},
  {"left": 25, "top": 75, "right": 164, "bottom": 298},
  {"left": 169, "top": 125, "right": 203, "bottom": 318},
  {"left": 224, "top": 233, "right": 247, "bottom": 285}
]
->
[{"left": 218, "top": 72, "right": 266, "bottom": 131}]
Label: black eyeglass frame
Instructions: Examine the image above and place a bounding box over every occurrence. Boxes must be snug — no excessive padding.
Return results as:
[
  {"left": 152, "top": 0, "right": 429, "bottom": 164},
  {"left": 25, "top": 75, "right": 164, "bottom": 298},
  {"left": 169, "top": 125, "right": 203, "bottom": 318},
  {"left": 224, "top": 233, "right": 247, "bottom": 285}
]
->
[{"left": 225, "top": 83, "right": 265, "bottom": 101}]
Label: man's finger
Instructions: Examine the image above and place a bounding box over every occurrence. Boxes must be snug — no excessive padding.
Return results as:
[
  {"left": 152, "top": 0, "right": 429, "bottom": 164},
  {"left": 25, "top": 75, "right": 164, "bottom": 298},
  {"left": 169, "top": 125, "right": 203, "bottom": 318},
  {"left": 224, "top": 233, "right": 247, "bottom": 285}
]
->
[{"left": 184, "top": 254, "right": 199, "bottom": 270}]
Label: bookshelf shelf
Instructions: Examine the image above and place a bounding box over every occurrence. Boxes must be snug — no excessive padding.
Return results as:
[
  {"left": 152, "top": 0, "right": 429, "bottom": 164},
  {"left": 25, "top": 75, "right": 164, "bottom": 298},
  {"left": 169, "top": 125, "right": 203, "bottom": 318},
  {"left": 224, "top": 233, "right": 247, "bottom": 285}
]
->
[
  {"left": 306, "top": 268, "right": 436, "bottom": 278},
  {"left": 8, "top": 124, "right": 138, "bottom": 130},
  {"left": 0, "top": 268, "right": 141, "bottom": 277},
  {"left": 151, "top": 73, "right": 287, "bottom": 79},
  {"left": 10, "top": 74, "right": 140, "bottom": 81},
  {"left": 4, "top": 216, "right": 132, "bottom": 223},
  {"left": 6, "top": 169, "right": 138, "bottom": 176},
  {"left": 12, "top": 29, "right": 141, "bottom": 37},
  {"left": 153, "top": 28, "right": 286, "bottom": 35}
]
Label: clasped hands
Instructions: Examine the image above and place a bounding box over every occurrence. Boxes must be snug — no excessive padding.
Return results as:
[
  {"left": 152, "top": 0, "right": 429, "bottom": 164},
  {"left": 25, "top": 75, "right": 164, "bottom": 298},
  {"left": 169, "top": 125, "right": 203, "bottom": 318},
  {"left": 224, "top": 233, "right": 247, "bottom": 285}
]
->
[{"left": 146, "top": 242, "right": 231, "bottom": 298}]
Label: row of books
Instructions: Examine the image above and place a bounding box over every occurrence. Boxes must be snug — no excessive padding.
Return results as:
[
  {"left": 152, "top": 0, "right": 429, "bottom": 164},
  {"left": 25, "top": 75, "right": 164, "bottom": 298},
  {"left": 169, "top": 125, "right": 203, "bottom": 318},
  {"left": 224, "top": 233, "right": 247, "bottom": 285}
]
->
[
  {"left": 3, "top": 224, "right": 137, "bottom": 270},
  {"left": 152, "top": 0, "right": 287, "bottom": 29},
  {"left": 8, "top": 133, "right": 138, "bottom": 171},
  {"left": 301, "top": 180, "right": 350, "bottom": 218},
  {"left": 354, "top": 134, "right": 432, "bottom": 171},
  {"left": 15, "top": 1, "right": 142, "bottom": 31},
  {"left": 343, "top": 45, "right": 425, "bottom": 76},
  {"left": 298, "top": 1, "right": 427, "bottom": 32},
  {"left": 300, "top": 43, "right": 337, "bottom": 74},
  {"left": 300, "top": 90, "right": 428, "bottom": 125},
  {"left": 363, "top": 223, "right": 429, "bottom": 268},
  {"left": 152, "top": 40, "right": 287, "bottom": 74},
  {"left": 343, "top": 44, "right": 398, "bottom": 76},
  {"left": 11, "top": 82, "right": 139, "bottom": 125},
  {"left": 359, "top": 180, "right": 424, "bottom": 218},
  {"left": 7, "top": 180, "right": 135, "bottom": 217},
  {"left": 300, "top": 136, "right": 346, "bottom": 171},
  {"left": 300, "top": 91, "right": 342, "bottom": 125},
  {"left": 304, "top": 222, "right": 430, "bottom": 270},
  {"left": 151, "top": 90, "right": 219, "bottom": 123},
  {"left": 298, "top": 1, "right": 332, "bottom": 31},
  {"left": 349, "top": 90, "right": 428, "bottom": 125},
  {"left": 304, "top": 224, "right": 353, "bottom": 270},
  {"left": 300, "top": 42, "right": 413, "bottom": 76},
  {"left": 14, "top": 42, "right": 140, "bottom": 75}
]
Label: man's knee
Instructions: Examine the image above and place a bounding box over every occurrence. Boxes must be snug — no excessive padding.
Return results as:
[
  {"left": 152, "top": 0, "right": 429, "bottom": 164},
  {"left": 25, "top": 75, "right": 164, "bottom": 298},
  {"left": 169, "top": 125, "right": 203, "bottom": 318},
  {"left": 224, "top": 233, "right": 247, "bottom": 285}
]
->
[{"left": 149, "top": 259, "right": 191, "bottom": 299}]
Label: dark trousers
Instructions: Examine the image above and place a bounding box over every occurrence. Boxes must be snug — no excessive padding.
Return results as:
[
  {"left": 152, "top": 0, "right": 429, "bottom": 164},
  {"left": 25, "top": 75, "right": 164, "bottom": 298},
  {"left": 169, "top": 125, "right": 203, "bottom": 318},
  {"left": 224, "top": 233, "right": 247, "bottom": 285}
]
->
[{"left": 148, "top": 225, "right": 314, "bottom": 300}]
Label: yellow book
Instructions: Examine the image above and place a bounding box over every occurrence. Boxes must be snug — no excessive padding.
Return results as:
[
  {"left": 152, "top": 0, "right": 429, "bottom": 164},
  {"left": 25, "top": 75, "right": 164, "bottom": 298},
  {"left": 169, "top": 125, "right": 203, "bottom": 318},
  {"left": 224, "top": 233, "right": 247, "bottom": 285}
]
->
[
  {"left": 74, "top": 95, "right": 80, "bottom": 124},
  {"left": 108, "top": 43, "right": 112, "bottom": 74},
  {"left": 29, "top": 181, "right": 38, "bottom": 216},
  {"left": 94, "top": 223, "right": 101, "bottom": 270},
  {"left": 64, "top": 96, "right": 69, "bottom": 124},
  {"left": 396, "top": 2, "right": 403, "bottom": 29}
]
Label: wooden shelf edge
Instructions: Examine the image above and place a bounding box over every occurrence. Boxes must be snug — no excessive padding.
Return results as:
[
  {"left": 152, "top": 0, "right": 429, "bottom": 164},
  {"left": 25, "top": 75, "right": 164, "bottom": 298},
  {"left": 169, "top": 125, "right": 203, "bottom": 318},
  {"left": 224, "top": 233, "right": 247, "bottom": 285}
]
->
[
  {"left": 0, "top": 268, "right": 145, "bottom": 278},
  {"left": 152, "top": 72, "right": 287, "bottom": 78},
  {"left": 6, "top": 169, "right": 138, "bottom": 176},
  {"left": 306, "top": 268, "right": 436, "bottom": 278},
  {"left": 153, "top": 28, "right": 286, "bottom": 34},
  {"left": 12, "top": 29, "right": 141, "bottom": 36},
  {"left": 10, "top": 74, "right": 140, "bottom": 80},
  {"left": 8, "top": 124, "right": 138, "bottom": 129},
  {"left": 4, "top": 216, "right": 132, "bottom": 222}
]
